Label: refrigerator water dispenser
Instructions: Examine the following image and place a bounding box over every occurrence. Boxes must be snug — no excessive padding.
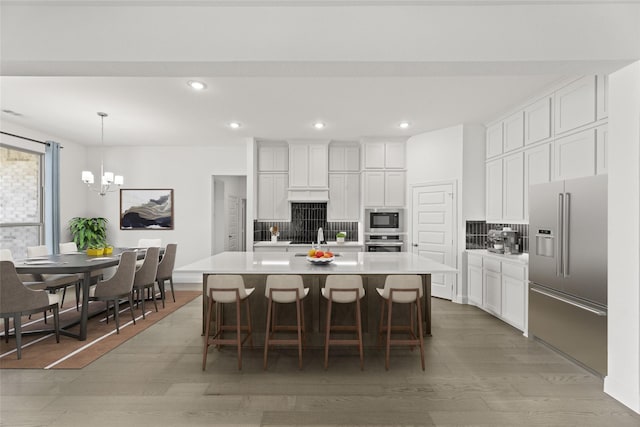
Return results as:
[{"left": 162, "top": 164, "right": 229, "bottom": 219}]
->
[{"left": 536, "top": 229, "right": 554, "bottom": 257}]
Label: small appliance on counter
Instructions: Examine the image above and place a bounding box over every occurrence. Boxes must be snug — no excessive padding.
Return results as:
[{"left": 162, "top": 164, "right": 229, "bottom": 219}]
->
[{"left": 487, "top": 228, "right": 520, "bottom": 254}]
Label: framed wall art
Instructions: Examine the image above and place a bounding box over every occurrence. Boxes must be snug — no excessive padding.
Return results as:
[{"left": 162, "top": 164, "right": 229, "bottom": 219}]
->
[{"left": 120, "top": 189, "right": 174, "bottom": 230}]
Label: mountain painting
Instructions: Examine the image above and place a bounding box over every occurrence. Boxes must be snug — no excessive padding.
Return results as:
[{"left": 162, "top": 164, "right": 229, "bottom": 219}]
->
[{"left": 120, "top": 189, "right": 174, "bottom": 230}]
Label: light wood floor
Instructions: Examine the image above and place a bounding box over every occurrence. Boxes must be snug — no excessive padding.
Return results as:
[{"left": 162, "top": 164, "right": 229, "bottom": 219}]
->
[{"left": 1, "top": 286, "right": 639, "bottom": 426}]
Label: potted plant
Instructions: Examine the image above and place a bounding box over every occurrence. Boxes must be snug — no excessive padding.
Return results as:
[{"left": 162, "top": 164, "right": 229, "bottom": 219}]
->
[
  {"left": 69, "top": 217, "right": 108, "bottom": 253},
  {"left": 336, "top": 231, "right": 346, "bottom": 243}
]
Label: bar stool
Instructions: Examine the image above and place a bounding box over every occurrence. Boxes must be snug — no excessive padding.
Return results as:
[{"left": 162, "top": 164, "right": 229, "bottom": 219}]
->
[
  {"left": 321, "top": 275, "right": 365, "bottom": 370},
  {"left": 264, "top": 275, "right": 308, "bottom": 370},
  {"left": 377, "top": 275, "right": 425, "bottom": 371},
  {"left": 202, "top": 275, "right": 254, "bottom": 370}
]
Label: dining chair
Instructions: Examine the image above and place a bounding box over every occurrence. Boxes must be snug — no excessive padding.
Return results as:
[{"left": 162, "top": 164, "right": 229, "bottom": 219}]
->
[
  {"left": 132, "top": 247, "right": 160, "bottom": 319},
  {"left": 264, "top": 274, "right": 309, "bottom": 370},
  {"left": 27, "top": 245, "right": 81, "bottom": 309},
  {"left": 321, "top": 275, "right": 365, "bottom": 370},
  {"left": 202, "top": 275, "right": 254, "bottom": 370},
  {"left": 1, "top": 260, "right": 60, "bottom": 359},
  {"left": 87, "top": 251, "right": 137, "bottom": 334},
  {"left": 155, "top": 243, "right": 177, "bottom": 307},
  {"left": 377, "top": 275, "right": 425, "bottom": 371}
]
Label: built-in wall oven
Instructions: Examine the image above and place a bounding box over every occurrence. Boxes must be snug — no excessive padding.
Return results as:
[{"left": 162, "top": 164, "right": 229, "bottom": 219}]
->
[
  {"left": 365, "top": 209, "right": 402, "bottom": 233},
  {"left": 365, "top": 234, "right": 404, "bottom": 252}
]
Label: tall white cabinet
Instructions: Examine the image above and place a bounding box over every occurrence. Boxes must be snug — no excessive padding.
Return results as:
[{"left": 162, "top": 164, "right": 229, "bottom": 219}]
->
[
  {"left": 362, "top": 140, "right": 406, "bottom": 207},
  {"left": 256, "top": 141, "right": 289, "bottom": 221},
  {"left": 328, "top": 141, "right": 360, "bottom": 221}
]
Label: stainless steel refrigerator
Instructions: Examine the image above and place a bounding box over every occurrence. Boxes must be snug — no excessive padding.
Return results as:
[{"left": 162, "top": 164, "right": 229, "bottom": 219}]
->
[{"left": 528, "top": 174, "right": 607, "bottom": 376}]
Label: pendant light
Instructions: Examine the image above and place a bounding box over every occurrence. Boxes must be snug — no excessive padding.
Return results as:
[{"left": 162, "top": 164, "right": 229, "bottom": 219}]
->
[{"left": 81, "top": 112, "right": 123, "bottom": 195}]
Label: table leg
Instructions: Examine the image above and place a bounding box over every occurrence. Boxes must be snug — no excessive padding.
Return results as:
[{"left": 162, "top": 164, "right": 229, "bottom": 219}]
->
[
  {"left": 78, "top": 271, "right": 91, "bottom": 340},
  {"left": 423, "top": 274, "right": 432, "bottom": 336}
]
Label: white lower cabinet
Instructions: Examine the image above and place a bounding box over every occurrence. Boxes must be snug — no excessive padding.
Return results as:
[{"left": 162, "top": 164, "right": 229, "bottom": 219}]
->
[{"left": 466, "top": 251, "right": 528, "bottom": 333}]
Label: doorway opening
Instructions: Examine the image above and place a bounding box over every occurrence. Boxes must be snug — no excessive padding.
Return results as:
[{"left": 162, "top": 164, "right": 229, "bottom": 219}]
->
[{"left": 212, "top": 175, "right": 247, "bottom": 255}]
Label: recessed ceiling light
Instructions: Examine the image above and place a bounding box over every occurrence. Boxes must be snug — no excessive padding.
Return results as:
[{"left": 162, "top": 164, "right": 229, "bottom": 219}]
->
[
  {"left": 187, "top": 80, "right": 206, "bottom": 90},
  {"left": 399, "top": 121, "right": 410, "bottom": 129},
  {"left": 229, "top": 122, "right": 241, "bottom": 129},
  {"left": 314, "top": 122, "right": 325, "bottom": 129}
]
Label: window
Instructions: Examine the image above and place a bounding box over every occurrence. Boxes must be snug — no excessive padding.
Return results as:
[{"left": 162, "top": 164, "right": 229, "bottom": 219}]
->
[{"left": 0, "top": 146, "right": 43, "bottom": 259}]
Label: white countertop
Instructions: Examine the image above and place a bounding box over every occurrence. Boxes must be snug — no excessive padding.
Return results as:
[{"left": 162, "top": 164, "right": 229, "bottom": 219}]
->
[
  {"left": 177, "top": 251, "right": 458, "bottom": 275},
  {"left": 254, "top": 241, "right": 363, "bottom": 247},
  {"left": 466, "top": 249, "right": 529, "bottom": 265}
]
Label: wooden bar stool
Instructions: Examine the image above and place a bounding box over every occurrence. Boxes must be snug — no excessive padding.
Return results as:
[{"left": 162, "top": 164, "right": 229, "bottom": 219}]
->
[
  {"left": 322, "top": 275, "right": 365, "bottom": 370},
  {"left": 202, "top": 275, "right": 254, "bottom": 370},
  {"left": 377, "top": 275, "right": 425, "bottom": 371},
  {"left": 264, "top": 275, "right": 308, "bottom": 370}
]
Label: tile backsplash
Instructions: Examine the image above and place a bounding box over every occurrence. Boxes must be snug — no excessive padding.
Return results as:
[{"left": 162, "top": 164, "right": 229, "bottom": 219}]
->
[
  {"left": 254, "top": 202, "right": 358, "bottom": 243},
  {"left": 466, "top": 221, "right": 529, "bottom": 253}
]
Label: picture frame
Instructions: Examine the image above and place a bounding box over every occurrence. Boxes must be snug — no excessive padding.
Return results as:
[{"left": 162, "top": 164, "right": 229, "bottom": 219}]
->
[{"left": 120, "top": 189, "right": 174, "bottom": 230}]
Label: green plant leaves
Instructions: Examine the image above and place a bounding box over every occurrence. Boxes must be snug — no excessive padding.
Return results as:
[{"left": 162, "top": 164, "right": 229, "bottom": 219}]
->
[{"left": 69, "top": 217, "right": 108, "bottom": 250}]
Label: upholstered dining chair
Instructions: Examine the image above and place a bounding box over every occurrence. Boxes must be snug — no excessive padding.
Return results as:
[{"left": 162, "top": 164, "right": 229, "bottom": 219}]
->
[
  {"left": 88, "top": 251, "right": 137, "bottom": 334},
  {"left": 377, "top": 275, "right": 425, "bottom": 371},
  {"left": 264, "top": 274, "right": 309, "bottom": 370},
  {"left": 132, "top": 247, "right": 160, "bottom": 319},
  {"left": 59, "top": 241, "right": 105, "bottom": 302},
  {"left": 155, "top": 243, "right": 177, "bottom": 307},
  {"left": 27, "top": 245, "right": 81, "bottom": 310},
  {"left": 202, "top": 274, "right": 254, "bottom": 370},
  {"left": 1, "top": 260, "right": 61, "bottom": 359}
]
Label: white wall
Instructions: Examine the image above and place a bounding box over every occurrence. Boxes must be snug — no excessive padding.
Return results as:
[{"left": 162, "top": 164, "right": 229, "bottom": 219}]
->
[
  {"left": 604, "top": 61, "right": 640, "bottom": 414},
  {"left": 82, "top": 144, "right": 248, "bottom": 269}
]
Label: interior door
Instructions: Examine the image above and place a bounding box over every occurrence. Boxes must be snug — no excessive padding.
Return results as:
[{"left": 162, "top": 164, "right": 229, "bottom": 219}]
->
[
  {"left": 412, "top": 182, "right": 456, "bottom": 300},
  {"left": 226, "top": 195, "right": 240, "bottom": 251}
]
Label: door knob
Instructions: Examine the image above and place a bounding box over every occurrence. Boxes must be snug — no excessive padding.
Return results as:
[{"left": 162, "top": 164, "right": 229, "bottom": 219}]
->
[{"left": 413, "top": 243, "right": 418, "bottom": 247}]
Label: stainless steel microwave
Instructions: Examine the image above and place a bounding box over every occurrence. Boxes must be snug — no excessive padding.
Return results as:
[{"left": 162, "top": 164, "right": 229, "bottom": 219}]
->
[{"left": 366, "top": 209, "right": 402, "bottom": 232}]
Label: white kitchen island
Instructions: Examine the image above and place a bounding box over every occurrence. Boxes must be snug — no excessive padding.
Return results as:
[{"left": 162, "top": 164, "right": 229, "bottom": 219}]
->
[{"left": 178, "top": 251, "right": 457, "bottom": 345}]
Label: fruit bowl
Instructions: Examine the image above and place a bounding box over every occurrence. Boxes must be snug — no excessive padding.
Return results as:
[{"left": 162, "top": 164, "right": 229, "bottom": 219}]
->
[{"left": 306, "top": 256, "right": 335, "bottom": 265}]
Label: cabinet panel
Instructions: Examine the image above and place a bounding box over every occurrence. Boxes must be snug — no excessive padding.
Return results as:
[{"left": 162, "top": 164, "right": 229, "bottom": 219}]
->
[
  {"left": 467, "top": 262, "right": 483, "bottom": 306},
  {"left": 384, "top": 171, "right": 406, "bottom": 207},
  {"left": 385, "top": 142, "right": 406, "bottom": 169},
  {"left": 503, "top": 153, "right": 524, "bottom": 221},
  {"left": 257, "top": 173, "right": 288, "bottom": 220},
  {"left": 484, "top": 269, "right": 502, "bottom": 315},
  {"left": 502, "top": 275, "right": 525, "bottom": 330},
  {"left": 503, "top": 112, "right": 524, "bottom": 153},
  {"left": 328, "top": 173, "right": 360, "bottom": 221},
  {"left": 555, "top": 76, "right": 597, "bottom": 135},
  {"left": 273, "top": 174, "right": 289, "bottom": 220},
  {"left": 524, "top": 143, "right": 551, "bottom": 220},
  {"left": 344, "top": 174, "right": 361, "bottom": 219},
  {"left": 258, "top": 144, "right": 288, "bottom": 172},
  {"left": 524, "top": 96, "right": 552, "bottom": 145},
  {"left": 363, "top": 171, "right": 385, "bottom": 207},
  {"left": 486, "top": 122, "right": 503, "bottom": 158},
  {"left": 554, "top": 128, "right": 596, "bottom": 180},
  {"left": 596, "top": 125, "right": 608, "bottom": 175},
  {"left": 330, "top": 144, "right": 360, "bottom": 172},
  {"left": 289, "top": 144, "right": 309, "bottom": 187},
  {"left": 485, "top": 159, "right": 503, "bottom": 222},
  {"left": 364, "top": 142, "right": 385, "bottom": 169},
  {"left": 308, "top": 144, "right": 329, "bottom": 187},
  {"left": 597, "top": 74, "right": 608, "bottom": 120}
]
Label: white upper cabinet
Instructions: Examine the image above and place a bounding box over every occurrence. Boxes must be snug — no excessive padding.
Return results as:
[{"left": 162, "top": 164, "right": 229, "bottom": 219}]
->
[
  {"left": 257, "top": 173, "right": 288, "bottom": 221},
  {"left": 597, "top": 74, "right": 609, "bottom": 120},
  {"left": 363, "top": 171, "right": 385, "bottom": 207},
  {"left": 363, "top": 141, "right": 405, "bottom": 169},
  {"left": 288, "top": 141, "right": 329, "bottom": 189},
  {"left": 329, "top": 142, "right": 360, "bottom": 172},
  {"left": 328, "top": 173, "right": 360, "bottom": 221},
  {"left": 524, "top": 96, "right": 552, "bottom": 145},
  {"left": 384, "top": 171, "right": 406, "bottom": 207},
  {"left": 258, "top": 143, "right": 288, "bottom": 172},
  {"left": 554, "top": 128, "right": 596, "bottom": 180},
  {"left": 524, "top": 142, "right": 551, "bottom": 220},
  {"left": 503, "top": 112, "right": 524, "bottom": 153},
  {"left": 554, "top": 76, "right": 597, "bottom": 135},
  {"left": 502, "top": 152, "right": 524, "bottom": 222},
  {"left": 486, "top": 122, "right": 503, "bottom": 158},
  {"left": 485, "top": 159, "right": 503, "bottom": 222}
]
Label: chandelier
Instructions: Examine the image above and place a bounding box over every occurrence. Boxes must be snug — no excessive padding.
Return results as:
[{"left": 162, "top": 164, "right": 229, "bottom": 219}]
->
[{"left": 81, "top": 112, "right": 123, "bottom": 196}]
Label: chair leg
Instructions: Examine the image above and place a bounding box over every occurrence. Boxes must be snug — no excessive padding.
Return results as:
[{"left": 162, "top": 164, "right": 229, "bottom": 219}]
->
[
  {"left": 215, "top": 301, "right": 222, "bottom": 349},
  {"left": 236, "top": 298, "right": 242, "bottom": 370},
  {"left": 60, "top": 286, "right": 67, "bottom": 308},
  {"left": 324, "top": 297, "right": 332, "bottom": 370},
  {"left": 114, "top": 298, "right": 120, "bottom": 334},
  {"left": 202, "top": 293, "right": 214, "bottom": 371},
  {"left": 416, "top": 300, "right": 425, "bottom": 371},
  {"left": 4, "top": 317, "right": 9, "bottom": 343},
  {"left": 128, "top": 295, "right": 137, "bottom": 326},
  {"left": 296, "top": 298, "right": 303, "bottom": 370},
  {"left": 169, "top": 277, "right": 176, "bottom": 302},
  {"left": 105, "top": 301, "right": 110, "bottom": 324},
  {"left": 158, "top": 279, "right": 166, "bottom": 308},
  {"left": 245, "top": 298, "right": 254, "bottom": 349},
  {"left": 14, "top": 314, "right": 22, "bottom": 360},
  {"left": 75, "top": 282, "right": 81, "bottom": 311},
  {"left": 356, "top": 297, "right": 364, "bottom": 371},
  {"left": 263, "top": 298, "right": 273, "bottom": 370},
  {"left": 386, "top": 298, "right": 393, "bottom": 371},
  {"left": 150, "top": 284, "right": 159, "bottom": 313},
  {"left": 140, "top": 288, "right": 146, "bottom": 319},
  {"left": 378, "top": 298, "right": 386, "bottom": 347}
]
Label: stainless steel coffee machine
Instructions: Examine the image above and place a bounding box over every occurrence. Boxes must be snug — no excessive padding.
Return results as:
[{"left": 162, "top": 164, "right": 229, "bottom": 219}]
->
[{"left": 487, "top": 228, "right": 520, "bottom": 254}]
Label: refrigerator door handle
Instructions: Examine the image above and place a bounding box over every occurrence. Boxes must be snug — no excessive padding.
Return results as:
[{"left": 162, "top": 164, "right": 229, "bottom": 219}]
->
[
  {"left": 557, "top": 193, "right": 564, "bottom": 277},
  {"left": 530, "top": 287, "right": 607, "bottom": 316},
  {"left": 563, "top": 193, "right": 570, "bottom": 277}
]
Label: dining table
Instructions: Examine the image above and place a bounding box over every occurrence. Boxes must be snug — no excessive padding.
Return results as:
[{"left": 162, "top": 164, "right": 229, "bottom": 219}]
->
[{"left": 14, "top": 248, "right": 149, "bottom": 341}]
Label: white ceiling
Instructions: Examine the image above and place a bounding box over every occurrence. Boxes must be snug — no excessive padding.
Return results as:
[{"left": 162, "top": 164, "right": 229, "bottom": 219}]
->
[{"left": 1, "top": 1, "right": 638, "bottom": 147}]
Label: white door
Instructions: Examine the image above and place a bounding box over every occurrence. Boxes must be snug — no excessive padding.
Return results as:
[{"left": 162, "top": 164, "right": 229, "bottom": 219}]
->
[
  {"left": 412, "top": 182, "right": 456, "bottom": 300},
  {"left": 226, "top": 195, "right": 240, "bottom": 251}
]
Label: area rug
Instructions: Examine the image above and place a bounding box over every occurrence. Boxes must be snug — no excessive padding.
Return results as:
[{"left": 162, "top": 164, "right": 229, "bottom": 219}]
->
[{"left": 0, "top": 291, "right": 200, "bottom": 369}]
